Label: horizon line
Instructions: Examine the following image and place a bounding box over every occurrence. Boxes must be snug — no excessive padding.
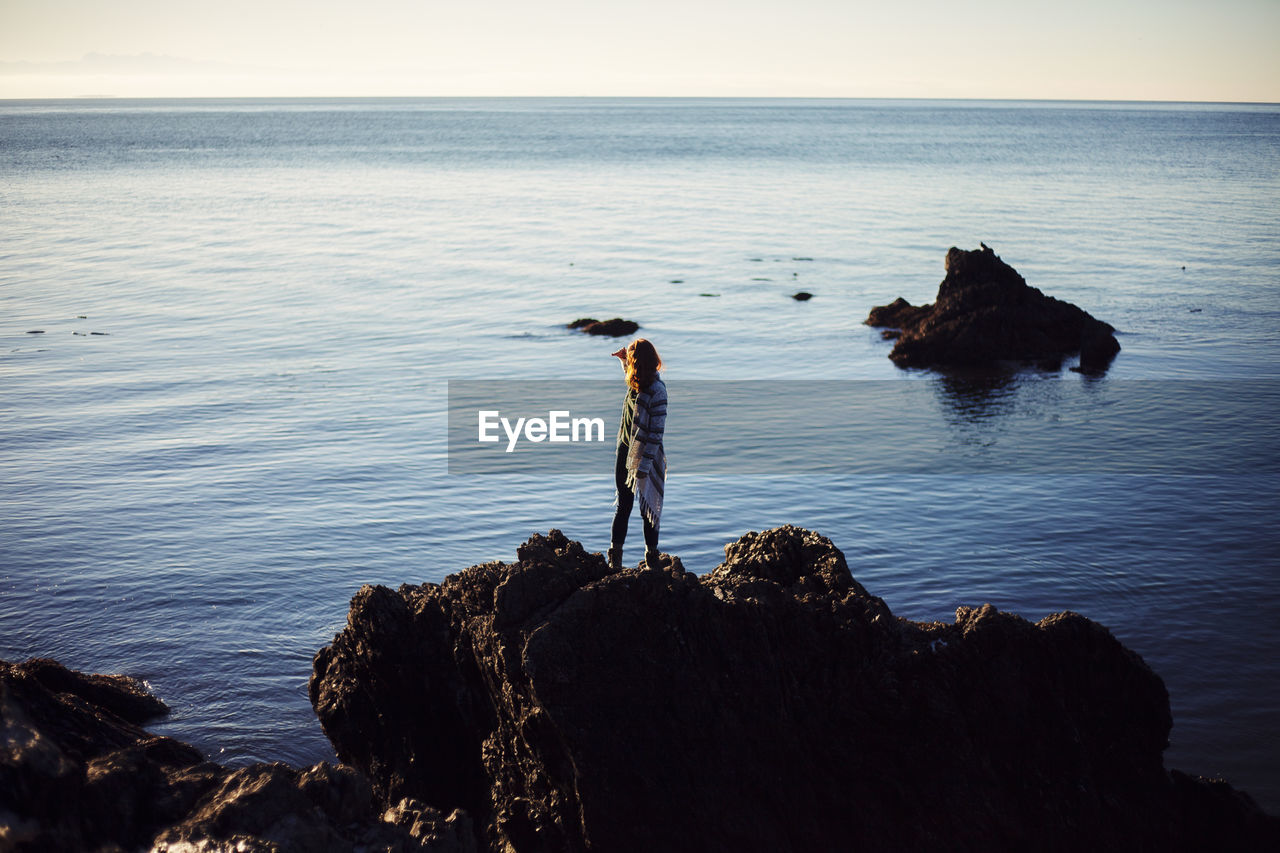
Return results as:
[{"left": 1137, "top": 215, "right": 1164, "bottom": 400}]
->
[{"left": 3, "top": 94, "right": 1279, "bottom": 107}]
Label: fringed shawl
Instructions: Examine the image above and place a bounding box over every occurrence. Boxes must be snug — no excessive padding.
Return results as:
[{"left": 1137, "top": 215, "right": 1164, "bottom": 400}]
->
[{"left": 623, "top": 377, "right": 667, "bottom": 528}]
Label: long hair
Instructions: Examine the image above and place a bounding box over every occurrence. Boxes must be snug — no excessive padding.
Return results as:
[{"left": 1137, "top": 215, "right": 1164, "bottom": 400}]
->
[{"left": 625, "top": 338, "right": 662, "bottom": 391}]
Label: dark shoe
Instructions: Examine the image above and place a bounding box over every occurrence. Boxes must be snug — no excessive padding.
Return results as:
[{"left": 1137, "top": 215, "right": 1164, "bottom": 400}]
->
[
  {"left": 643, "top": 550, "right": 663, "bottom": 570},
  {"left": 607, "top": 546, "right": 623, "bottom": 571}
]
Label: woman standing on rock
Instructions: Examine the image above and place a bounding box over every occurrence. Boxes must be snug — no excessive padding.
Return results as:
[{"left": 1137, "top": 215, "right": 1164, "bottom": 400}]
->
[{"left": 609, "top": 338, "right": 666, "bottom": 570}]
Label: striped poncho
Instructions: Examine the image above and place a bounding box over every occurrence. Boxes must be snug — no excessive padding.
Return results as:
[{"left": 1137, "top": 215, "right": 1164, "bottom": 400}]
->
[{"left": 622, "top": 376, "right": 667, "bottom": 528}]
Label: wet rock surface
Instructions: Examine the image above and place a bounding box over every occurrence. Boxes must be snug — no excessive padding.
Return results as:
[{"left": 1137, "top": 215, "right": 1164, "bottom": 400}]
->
[
  {"left": 0, "top": 658, "right": 466, "bottom": 851},
  {"left": 867, "top": 245, "right": 1121, "bottom": 371},
  {"left": 566, "top": 317, "right": 639, "bottom": 337},
  {"left": 311, "top": 527, "right": 1277, "bottom": 853}
]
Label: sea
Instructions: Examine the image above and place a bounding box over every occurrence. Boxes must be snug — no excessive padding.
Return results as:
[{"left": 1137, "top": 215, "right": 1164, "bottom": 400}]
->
[{"left": 2, "top": 98, "right": 1278, "bottom": 810}]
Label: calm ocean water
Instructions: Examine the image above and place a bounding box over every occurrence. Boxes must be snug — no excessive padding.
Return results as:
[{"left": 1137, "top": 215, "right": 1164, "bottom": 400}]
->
[{"left": 2, "top": 98, "right": 1278, "bottom": 808}]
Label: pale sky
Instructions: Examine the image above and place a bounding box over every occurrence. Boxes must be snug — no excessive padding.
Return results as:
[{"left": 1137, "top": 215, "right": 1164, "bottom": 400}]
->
[{"left": 1, "top": 0, "right": 1277, "bottom": 100}]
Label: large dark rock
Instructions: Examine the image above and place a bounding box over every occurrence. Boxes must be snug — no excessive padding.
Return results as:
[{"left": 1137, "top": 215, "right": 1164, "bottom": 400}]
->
[
  {"left": 566, "top": 317, "right": 639, "bottom": 337},
  {"left": 0, "top": 658, "right": 467, "bottom": 852},
  {"left": 310, "top": 527, "right": 1277, "bottom": 853},
  {"left": 866, "top": 245, "right": 1121, "bottom": 371}
]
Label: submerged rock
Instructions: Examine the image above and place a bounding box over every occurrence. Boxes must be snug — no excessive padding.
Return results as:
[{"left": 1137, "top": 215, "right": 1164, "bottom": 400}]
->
[
  {"left": 310, "top": 527, "right": 1277, "bottom": 853},
  {"left": 566, "top": 317, "right": 639, "bottom": 337},
  {"left": 867, "top": 245, "right": 1121, "bottom": 371},
  {"left": 0, "top": 658, "right": 462, "bottom": 851},
  {"left": 792, "top": 291, "right": 813, "bottom": 301}
]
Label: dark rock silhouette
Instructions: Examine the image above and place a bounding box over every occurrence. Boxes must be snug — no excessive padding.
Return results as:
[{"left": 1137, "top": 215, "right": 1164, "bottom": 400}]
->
[
  {"left": 17, "top": 656, "right": 169, "bottom": 723},
  {"left": 310, "top": 527, "right": 1277, "bottom": 853},
  {"left": 566, "top": 317, "right": 639, "bottom": 337},
  {"left": 792, "top": 291, "right": 813, "bottom": 301},
  {"left": 0, "top": 658, "right": 469, "bottom": 851},
  {"left": 866, "top": 295, "right": 930, "bottom": 330},
  {"left": 867, "top": 246, "right": 1120, "bottom": 371}
]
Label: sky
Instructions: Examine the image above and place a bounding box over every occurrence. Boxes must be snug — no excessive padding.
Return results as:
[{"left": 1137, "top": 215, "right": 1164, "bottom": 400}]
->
[{"left": 1, "top": 0, "right": 1278, "bottom": 101}]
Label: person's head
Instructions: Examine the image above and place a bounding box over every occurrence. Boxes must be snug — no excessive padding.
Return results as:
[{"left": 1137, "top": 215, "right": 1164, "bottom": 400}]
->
[{"left": 625, "top": 338, "right": 662, "bottom": 391}]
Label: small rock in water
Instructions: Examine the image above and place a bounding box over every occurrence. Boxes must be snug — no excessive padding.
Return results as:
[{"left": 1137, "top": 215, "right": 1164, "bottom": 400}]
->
[
  {"left": 26, "top": 330, "right": 45, "bottom": 334},
  {"left": 567, "top": 317, "right": 639, "bottom": 337},
  {"left": 699, "top": 293, "right": 720, "bottom": 298},
  {"left": 867, "top": 297, "right": 928, "bottom": 329},
  {"left": 670, "top": 279, "right": 684, "bottom": 284},
  {"left": 90, "top": 331, "right": 110, "bottom": 336},
  {"left": 792, "top": 256, "right": 814, "bottom": 261},
  {"left": 792, "top": 292, "right": 813, "bottom": 301},
  {"left": 1188, "top": 308, "right": 1202, "bottom": 313}
]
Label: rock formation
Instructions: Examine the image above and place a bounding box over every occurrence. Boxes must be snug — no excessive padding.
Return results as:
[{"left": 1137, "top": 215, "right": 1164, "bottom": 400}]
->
[
  {"left": 0, "top": 657, "right": 471, "bottom": 851},
  {"left": 566, "top": 317, "right": 639, "bottom": 337},
  {"left": 310, "top": 527, "right": 1277, "bottom": 853},
  {"left": 867, "top": 246, "right": 1121, "bottom": 371}
]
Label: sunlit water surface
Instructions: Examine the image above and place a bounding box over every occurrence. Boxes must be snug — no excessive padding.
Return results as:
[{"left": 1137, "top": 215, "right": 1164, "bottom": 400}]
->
[{"left": 2, "top": 98, "right": 1278, "bottom": 808}]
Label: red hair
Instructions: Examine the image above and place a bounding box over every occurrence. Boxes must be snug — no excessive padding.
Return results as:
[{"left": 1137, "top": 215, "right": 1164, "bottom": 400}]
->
[{"left": 625, "top": 338, "right": 663, "bottom": 391}]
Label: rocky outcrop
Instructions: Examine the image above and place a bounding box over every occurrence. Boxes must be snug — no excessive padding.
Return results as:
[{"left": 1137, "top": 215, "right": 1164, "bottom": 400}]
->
[
  {"left": 566, "top": 317, "right": 639, "bottom": 336},
  {"left": 0, "top": 658, "right": 469, "bottom": 851},
  {"left": 310, "top": 527, "right": 1277, "bottom": 853},
  {"left": 867, "top": 245, "right": 1121, "bottom": 371}
]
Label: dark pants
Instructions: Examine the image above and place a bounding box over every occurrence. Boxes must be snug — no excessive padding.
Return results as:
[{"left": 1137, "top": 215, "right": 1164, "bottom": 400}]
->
[{"left": 612, "top": 443, "right": 658, "bottom": 553}]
